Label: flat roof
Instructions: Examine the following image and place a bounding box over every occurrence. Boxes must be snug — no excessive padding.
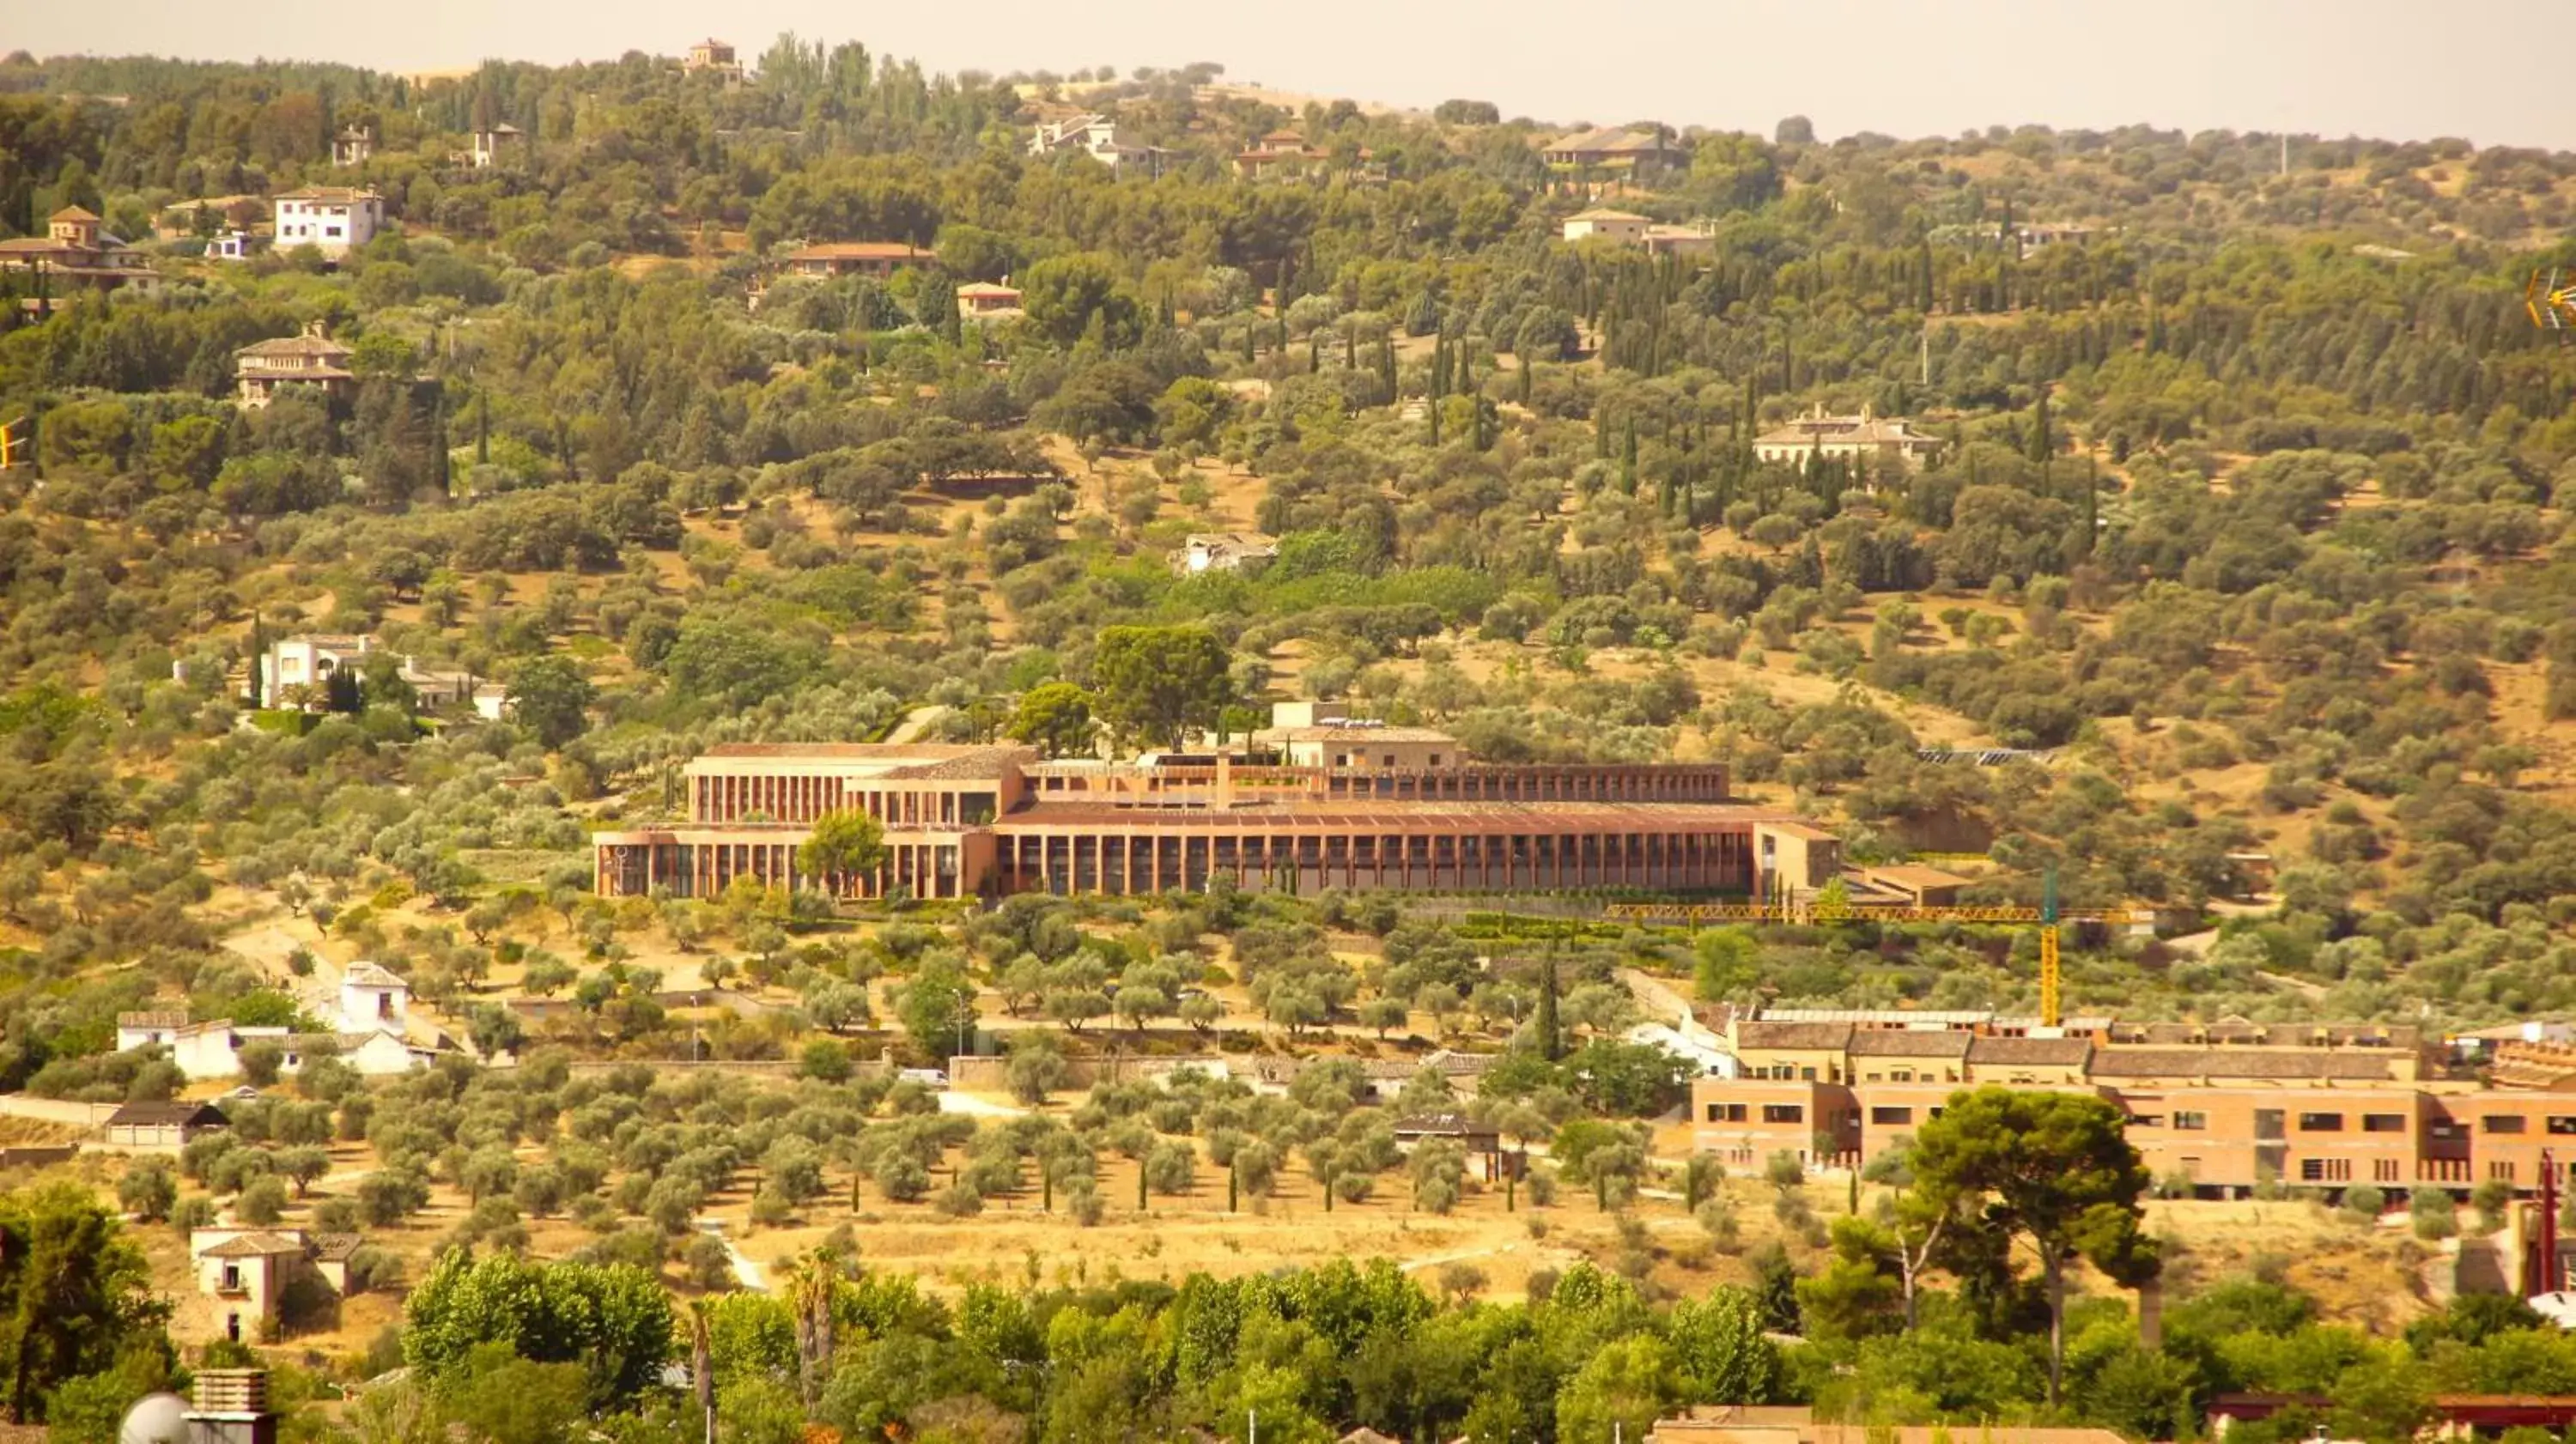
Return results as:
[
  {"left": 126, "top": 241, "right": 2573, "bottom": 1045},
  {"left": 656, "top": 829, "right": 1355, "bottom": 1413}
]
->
[
  {"left": 995, "top": 800, "right": 1800, "bottom": 832},
  {"left": 686, "top": 744, "right": 1029, "bottom": 781}
]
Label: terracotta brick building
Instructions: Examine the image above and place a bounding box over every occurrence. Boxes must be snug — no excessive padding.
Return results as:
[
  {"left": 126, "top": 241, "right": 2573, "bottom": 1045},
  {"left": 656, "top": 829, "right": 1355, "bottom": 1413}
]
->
[
  {"left": 593, "top": 731, "right": 1826, "bottom": 904},
  {"left": 1692, "top": 1010, "right": 2576, "bottom": 1197}
]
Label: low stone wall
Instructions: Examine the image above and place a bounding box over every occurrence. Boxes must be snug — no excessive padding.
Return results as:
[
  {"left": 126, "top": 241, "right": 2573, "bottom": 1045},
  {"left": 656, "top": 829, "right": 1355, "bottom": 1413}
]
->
[{"left": 947, "top": 1053, "right": 1235, "bottom": 1093}]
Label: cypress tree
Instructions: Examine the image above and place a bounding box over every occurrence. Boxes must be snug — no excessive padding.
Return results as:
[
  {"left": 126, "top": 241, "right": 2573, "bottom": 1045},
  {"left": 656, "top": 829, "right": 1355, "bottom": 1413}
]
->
[
  {"left": 2082, "top": 457, "right": 2099, "bottom": 555},
  {"left": 1621, "top": 418, "right": 1638, "bottom": 494},
  {"left": 1344, "top": 325, "right": 1356, "bottom": 369},
  {"left": 2029, "top": 389, "right": 2052, "bottom": 464},
  {"left": 1519, "top": 355, "right": 1534, "bottom": 403},
  {"left": 475, "top": 391, "right": 490, "bottom": 464},
  {"left": 1537, "top": 952, "right": 1563, "bottom": 1061}
]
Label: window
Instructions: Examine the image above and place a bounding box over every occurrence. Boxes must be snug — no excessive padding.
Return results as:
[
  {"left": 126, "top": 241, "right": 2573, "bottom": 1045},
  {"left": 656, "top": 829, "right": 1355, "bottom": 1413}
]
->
[
  {"left": 2299, "top": 1112, "right": 2344, "bottom": 1132},
  {"left": 2364, "top": 1113, "right": 2409, "bottom": 1133},
  {"left": 2300, "top": 1158, "right": 2351, "bottom": 1182},
  {"left": 2489, "top": 1161, "right": 2519, "bottom": 1182},
  {"left": 1704, "top": 1102, "right": 1747, "bottom": 1124},
  {"left": 1428, "top": 755, "right": 1443, "bottom": 767},
  {"left": 1761, "top": 1104, "right": 1805, "bottom": 1125},
  {"left": 2128, "top": 1114, "right": 2165, "bottom": 1128},
  {"left": 2372, "top": 1160, "right": 2401, "bottom": 1183},
  {"left": 1890, "top": 1068, "right": 1915, "bottom": 1083},
  {"left": 2173, "top": 1111, "right": 2208, "bottom": 1131},
  {"left": 2482, "top": 1115, "right": 2529, "bottom": 1135},
  {"left": 221, "top": 1264, "right": 241, "bottom": 1291},
  {"left": 2549, "top": 1117, "right": 2576, "bottom": 1136},
  {"left": 1798, "top": 1066, "right": 1817, "bottom": 1082},
  {"left": 1870, "top": 1106, "right": 1913, "bottom": 1126}
]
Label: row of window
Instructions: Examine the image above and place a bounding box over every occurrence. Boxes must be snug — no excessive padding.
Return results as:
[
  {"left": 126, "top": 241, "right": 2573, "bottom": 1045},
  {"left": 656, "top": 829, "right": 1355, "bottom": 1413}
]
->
[{"left": 1709, "top": 1102, "right": 2576, "bottom": 1137}]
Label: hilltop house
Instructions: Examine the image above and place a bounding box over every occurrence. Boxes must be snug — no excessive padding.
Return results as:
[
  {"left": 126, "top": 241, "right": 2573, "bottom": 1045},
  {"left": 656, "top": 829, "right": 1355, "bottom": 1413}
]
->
[
  {"left": 190, "top": 1229, "right": 362, "bottom": 1344},
  {"left": 1235, "top": 130, "right": 1327, "bottom": 179},
  {"left": 252, "top": 632, "right": 506, "bottom": 718},
  {"left": 1175, "top": 531, "right": 1278, "bottom": 574},
  {"left": 1753, "top": 403, "right": 1945, "bottom": 472},
  {"left": 1026, "top": 115, "right": 1166, "bottom": 173},
  {"left": 781, "top": 241, "right": 937, "bottom": 280},
  {"left": 470, "top": 123, "right": 524, "bottom": 169},
  {"left": 338, "top": 961, "right": 410, "bottom": 1034},
  {"left": 233, "top": 325, "right": 356, "bottom": 408},
  {"left": 0, "top": 206, "right": 161, "bottom": 314},
  {"left": 1562, "top": 208, "right": 1648, "bottom": 244},
  {"left": 271, "top": 187, "right": 382, "bottom": 259},
  {"left": 683, "top": 38, "right": 743, "bottom": 79},
  {"left": 117, "top": 1009, "right": 427, "bottom": 1080},
  {"left": 1544, "top": 125, "right": 1680, "bottom": 172},
  {"left": 331, "top": 124, "right": 374, "bottom": 167},
  {"left": 957, "top": 280, "right": 1023, "bottom": 317}
]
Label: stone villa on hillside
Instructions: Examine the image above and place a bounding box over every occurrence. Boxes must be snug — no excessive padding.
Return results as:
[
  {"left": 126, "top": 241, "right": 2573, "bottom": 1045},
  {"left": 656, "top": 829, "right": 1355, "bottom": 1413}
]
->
[
  {"left": 0, "top": 206, "right": 160, "bottom": 314},
  {"left": 1753, "top": 403, "right": 1945, "bottom": 471},
  {"left": 780, "top": 241, "right": 937, "bottom": 280},
  {"left": 1560, "top": 208, "right": 1716, "bottom": 256},
  {"left": 1544, "top": 125, "right": 1681, "bottom": 173},
  {"left": 233, "top": 325, "right": 356, "bottom": 407}
]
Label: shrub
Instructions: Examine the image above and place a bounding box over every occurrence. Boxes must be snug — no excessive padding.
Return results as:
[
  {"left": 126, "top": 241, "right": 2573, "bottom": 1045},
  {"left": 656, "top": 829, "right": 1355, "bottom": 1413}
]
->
[{"left": 2409, "top": 1186, "right": 2459, "bottom": 1241}]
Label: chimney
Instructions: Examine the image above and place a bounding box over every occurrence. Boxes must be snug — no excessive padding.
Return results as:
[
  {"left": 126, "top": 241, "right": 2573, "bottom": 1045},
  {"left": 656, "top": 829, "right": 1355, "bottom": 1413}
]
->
[{"left": 185, "top": 1369, "right": 278, "bottom": 1444}]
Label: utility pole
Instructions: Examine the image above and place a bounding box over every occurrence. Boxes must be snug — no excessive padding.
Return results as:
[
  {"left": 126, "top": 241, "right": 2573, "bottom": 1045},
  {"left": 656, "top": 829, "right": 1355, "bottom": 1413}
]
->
[
  {"left": 2280, "top": 133, "right": 2288, "bottom": 177},
  {"left": 1919, "top": 327, "right": 1929, "bottom": 386}
]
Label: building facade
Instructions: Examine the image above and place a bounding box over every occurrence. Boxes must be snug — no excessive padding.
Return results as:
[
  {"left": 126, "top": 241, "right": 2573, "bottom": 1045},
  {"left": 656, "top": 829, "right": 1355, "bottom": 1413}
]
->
[
  {"left": 594, "top": 730, "right": 1826, "bottom": 904},
  {"left": 1753, "top": 404, "right": 1946, "bottom": 471},
  {"left": 781, "top": 241, "right": 936, "bottom": 280},
  {"left": 1690, "top": 1011, "right": 2576, "bottom": 1197},
  {"left": 332, "top": 125, "right": 374, "bottom": 167},
  {"left": 270, "top": 187, "right": 382, "bottom": 258},
  {"left": 234, "top": 329, "right": 356, "bottom": 408},
  {"left": 0, "top": 206, "right": 160, "bottom": 313}
]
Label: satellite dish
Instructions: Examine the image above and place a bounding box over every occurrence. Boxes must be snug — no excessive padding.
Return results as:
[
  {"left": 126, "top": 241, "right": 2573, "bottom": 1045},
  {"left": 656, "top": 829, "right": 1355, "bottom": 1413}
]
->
[{"left": 118, "top": 1392, "right": 187, "bottom": 1444}]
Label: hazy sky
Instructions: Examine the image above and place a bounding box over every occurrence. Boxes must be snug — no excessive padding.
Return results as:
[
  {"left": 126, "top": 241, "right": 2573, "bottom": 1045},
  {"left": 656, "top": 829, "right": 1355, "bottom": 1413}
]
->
[{"left": 17, "top": 0, "right": 2569, "bottom": 150}]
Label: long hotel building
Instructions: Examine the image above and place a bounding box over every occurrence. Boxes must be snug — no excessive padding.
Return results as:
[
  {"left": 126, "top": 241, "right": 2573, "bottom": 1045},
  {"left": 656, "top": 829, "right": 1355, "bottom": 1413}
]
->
[{"left": 592, "top": 723, "right": 1836, "bottom": 903}]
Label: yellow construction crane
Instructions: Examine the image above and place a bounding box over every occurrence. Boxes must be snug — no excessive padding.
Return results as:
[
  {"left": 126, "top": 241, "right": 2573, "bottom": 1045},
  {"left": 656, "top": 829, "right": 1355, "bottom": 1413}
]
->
[
  {"left": 2530, "top": 268, "right": 2576, "bottom": 337},
  {"left": 1603, "top": 879, "right": 2141, "bottom": 1028},
  {"left": 0, "top": 417, "right": 27, "bottom": 470}
]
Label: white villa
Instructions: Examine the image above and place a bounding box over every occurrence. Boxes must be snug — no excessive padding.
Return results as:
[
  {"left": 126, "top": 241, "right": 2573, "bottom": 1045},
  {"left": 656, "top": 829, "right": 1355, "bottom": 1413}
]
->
[
  {"left": 270, "top": 187, "right": 382, "bottom": 259},
  {"left": 1753, "top": 403, "right": 1946, "bottom": 472}
]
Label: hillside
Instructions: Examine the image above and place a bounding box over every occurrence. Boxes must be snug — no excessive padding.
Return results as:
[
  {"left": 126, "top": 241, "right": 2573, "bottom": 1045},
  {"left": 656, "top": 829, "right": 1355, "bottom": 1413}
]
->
[{"left": 3, "top": 35, "right": 2576, "bottom": 1444}]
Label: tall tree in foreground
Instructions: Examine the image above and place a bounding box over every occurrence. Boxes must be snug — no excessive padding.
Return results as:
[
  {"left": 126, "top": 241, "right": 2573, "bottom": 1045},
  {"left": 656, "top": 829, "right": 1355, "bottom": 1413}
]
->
[
  {"left": 1906, "top": 1086, "right": 2158, "bottom": 1406},
  {"left": 0, "top": 1184, "right": 169, "bottom": 1423},
  {"left": 1091, "top": 625, "right": 1234, "bottom": 749},
  {"left": 798, "top": 810, "right": 887, "bottom": 895}
]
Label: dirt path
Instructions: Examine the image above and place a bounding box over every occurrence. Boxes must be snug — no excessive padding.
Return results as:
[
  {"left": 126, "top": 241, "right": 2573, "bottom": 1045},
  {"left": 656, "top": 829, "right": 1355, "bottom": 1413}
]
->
[{"left": 884, "top": 705, "right": 949, "bottom": 745}]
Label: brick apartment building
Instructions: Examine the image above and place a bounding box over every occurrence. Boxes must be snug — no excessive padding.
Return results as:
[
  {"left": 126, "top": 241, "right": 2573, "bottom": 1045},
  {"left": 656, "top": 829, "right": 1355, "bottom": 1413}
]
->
[
  {"left": 592, "top": 713, "right": 1825, "bottom": 903},
  {"left": 1692, "top": 1010, "right": 2576, "bottom": 1197}
]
